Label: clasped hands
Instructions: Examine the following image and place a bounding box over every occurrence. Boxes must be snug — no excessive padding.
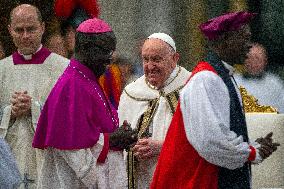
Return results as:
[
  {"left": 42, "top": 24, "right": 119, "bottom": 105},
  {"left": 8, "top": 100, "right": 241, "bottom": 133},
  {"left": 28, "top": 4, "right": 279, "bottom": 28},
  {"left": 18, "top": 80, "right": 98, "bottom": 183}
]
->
[
  {"left": 10, "top": 91, "right": 32, "bottom": 118},
  {"left": 132, "top": 138, "right": 162, "bottom": 160},
  {"left": 109, "top": 120, "right": 163, "bottom": 160},
  {"left": 109, "top": 121, "right": 138, "bottom": 150},
  {"left": 255, "top": 132, "right": 280, "bottom": 160}
]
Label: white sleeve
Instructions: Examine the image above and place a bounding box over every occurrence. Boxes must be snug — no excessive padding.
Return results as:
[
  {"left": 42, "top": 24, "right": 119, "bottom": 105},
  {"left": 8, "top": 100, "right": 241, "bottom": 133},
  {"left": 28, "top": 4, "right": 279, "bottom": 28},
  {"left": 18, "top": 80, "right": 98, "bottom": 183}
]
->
[
  {"left": 58, "top": 144, "right": 102, "bottom": 188},
  {"left": 118, "top": 90, "right": 129, "bottom": 126},
  {"left": 249, "top": 141, "right": 263, "bottom": 164},
  {"left": 58, "top": 149, "right": 97, "bottom": 187},
  {"left": 0, "top": 100, "right": 43, "bottom": 136},
  {"left": 0, "top": 105, "right": 13, "bottom": 137},
  {"left": 180, "top": 71, "right": 251, "bottom": 170},
  {"left": 31, "top": 100, "right": 42, "bottom": 132}
]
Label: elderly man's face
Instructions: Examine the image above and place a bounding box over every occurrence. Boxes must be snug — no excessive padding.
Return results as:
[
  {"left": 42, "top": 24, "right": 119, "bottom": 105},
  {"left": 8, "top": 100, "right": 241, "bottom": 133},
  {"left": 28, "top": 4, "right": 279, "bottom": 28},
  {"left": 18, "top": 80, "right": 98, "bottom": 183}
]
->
[
  {"left": 9, "top": 6, "right": 44, "bottom": 55},
  {"left": 142, "top": 39, "right": 178, "bottom": 89}
]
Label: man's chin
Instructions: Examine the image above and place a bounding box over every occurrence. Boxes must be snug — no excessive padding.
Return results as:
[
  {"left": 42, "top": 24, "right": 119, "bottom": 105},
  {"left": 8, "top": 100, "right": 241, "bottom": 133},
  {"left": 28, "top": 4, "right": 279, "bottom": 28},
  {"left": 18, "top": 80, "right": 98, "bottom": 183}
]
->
[
  {"left": 147, "top": 79, "right": 160, "bottom": 87},
  {"left": 147, "top": 73, "right": 159, "bottom": 79},
  {"left": 19, "top": 49, "right": 35, "bottom": 55}
]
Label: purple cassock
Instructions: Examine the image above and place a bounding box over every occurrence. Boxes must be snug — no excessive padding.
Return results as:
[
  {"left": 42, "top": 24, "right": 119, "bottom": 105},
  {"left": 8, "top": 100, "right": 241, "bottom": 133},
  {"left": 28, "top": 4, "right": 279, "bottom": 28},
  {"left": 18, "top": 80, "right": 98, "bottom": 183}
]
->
[{"left": 32, "top": 58, "right": 119, "bottom": 150}]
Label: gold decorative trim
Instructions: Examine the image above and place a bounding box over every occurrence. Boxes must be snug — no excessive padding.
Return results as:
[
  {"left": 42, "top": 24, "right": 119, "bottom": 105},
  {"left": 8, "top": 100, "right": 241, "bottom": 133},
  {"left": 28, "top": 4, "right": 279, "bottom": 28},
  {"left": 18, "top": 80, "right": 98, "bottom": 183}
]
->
[
  {"left": 127, "top": 151, "right": 136, "bottom": 189},
  {"left": 165, "top": 91, "right": 180, "bottom": 115},
  {"left": 124, "top": 89, "right": 153, "bottom": 102},
  {"left": 138, "top": 100, "right": 159, "bottom": 138},
  {"left": 240, "top": 86, "right": 278, "bottom": 113},
  {"left": 126, "top": 85, "right": 185, "bottom": 189},
  {"left": 127, "top": 99, "right": 158, "bottom": 189}
]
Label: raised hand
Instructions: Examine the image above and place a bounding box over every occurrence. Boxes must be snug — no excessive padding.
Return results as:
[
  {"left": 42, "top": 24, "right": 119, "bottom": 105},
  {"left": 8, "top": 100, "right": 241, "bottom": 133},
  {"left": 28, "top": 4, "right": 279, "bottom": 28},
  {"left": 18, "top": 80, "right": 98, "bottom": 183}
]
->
[
  {"left": 109, "top": 120, "right": 138, "bottom": 150},
  {"left": 255, "top": 132, "right": 280, "bottom": 160}
]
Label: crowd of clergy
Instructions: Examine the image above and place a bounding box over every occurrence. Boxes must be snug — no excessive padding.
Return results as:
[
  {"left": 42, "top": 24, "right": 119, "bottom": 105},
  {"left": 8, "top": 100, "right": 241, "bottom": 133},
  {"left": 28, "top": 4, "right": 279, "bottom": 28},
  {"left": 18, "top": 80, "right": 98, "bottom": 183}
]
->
[{"left": 0, "top": 1, "right": 282, "bottom": 189}]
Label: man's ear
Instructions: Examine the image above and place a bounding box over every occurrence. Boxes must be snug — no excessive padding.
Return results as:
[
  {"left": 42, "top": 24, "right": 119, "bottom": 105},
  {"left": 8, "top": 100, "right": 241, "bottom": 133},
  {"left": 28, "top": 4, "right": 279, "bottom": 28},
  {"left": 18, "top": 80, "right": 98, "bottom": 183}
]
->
[
  {"left": 41, "top": 22, "right": 45, "bottom": 33},
  {"left": 168, "top": 52, "right": 179, "bottom": 70},
  {"left": 8, "top": 25, "right": 12, "bottom": 35},
  {"left": 173, "top": 52, "right": 180, "bottom": 67}
]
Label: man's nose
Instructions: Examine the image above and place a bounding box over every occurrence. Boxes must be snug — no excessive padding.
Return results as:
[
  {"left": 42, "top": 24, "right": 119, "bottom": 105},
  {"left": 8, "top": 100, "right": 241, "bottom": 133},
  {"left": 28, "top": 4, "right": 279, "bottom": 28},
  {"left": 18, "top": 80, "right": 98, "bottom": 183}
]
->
[
  {"left": 147, "top": 62, "right": 157, "bottom": 69},
  {"left": 22, "top": 30, "right": 30, "bottom": 38}
]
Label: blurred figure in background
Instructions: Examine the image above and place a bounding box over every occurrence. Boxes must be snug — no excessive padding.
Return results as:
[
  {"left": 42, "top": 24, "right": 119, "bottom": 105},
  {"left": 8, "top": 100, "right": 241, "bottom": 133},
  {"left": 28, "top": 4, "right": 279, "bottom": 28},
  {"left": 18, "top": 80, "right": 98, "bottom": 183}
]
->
[
  {"left": 234, "top": 43, "right": 284, "bottom": 113},
  {"left": 55, "top": 0, "right": 100, "bottom": 58},
  {"left": 45, "top": 33, "right": 67, "bottom": 57},
  {"left": 99, "top": 54, "right": 135, "bottom": 109},
  {"left": 0, "top": 40, "right": 5, "bottom": 60},
  {"left": 43, "top": 18, "right": 68, "bottom": 57},
  {"left": 115, "top": 55, "right": 136, "bottom": 87}
]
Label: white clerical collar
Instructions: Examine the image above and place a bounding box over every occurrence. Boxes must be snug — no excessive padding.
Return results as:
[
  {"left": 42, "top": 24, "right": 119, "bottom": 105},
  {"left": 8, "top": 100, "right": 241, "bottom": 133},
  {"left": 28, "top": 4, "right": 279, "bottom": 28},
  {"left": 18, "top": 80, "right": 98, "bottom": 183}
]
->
[
  {"left": 222, "top": 61, "right": 235, "bottom": 76},
  {"left": 147, "top": 66, "right": 179, "bottom": 90},
  {"left": 18, "top": 44, "right": 43, "bottom": 60}
]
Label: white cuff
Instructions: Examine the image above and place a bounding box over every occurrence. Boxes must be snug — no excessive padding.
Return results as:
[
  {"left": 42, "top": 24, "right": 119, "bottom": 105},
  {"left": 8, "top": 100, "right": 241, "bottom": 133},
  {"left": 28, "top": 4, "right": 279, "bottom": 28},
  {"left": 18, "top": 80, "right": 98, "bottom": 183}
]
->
[
  {"left": 250, "top": 141, "right": 263, "bottom": 164},
  {"left": 252, "top": 149, "right": 263, "bottom": 164},
  {"left": 0, "top": 105, "right": 12, "bottom": 137}
]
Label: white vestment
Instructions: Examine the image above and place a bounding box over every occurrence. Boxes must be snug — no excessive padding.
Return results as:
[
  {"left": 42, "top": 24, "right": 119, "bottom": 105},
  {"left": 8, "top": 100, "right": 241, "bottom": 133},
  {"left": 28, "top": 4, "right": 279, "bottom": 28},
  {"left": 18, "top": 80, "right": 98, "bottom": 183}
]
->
[
  {"left": 180, "top": 62, "right": 261, "bottom": 171},
  {"left": 0, "top": 53, "right": 68, "bottom": 189},
  {"left": 118, "top": 66, "right": 190, "bottom": 188},
  {"left": 37, "top": 135, "right": 127, "bottom": 189}
]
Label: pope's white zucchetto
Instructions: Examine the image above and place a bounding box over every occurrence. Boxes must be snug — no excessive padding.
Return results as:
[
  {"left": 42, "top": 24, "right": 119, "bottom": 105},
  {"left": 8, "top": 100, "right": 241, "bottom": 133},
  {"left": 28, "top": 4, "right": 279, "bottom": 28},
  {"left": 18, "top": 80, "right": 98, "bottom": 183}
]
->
[{"left": 147, "top": 33, "right": 176, "bottom": 52}]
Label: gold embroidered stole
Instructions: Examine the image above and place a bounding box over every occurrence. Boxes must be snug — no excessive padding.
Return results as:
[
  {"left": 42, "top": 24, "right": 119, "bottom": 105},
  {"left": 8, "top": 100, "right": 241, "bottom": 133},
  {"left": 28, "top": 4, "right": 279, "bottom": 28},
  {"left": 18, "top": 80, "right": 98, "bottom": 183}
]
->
[{"left": 126, "top": 86, "right": 183, "bottom": 189}]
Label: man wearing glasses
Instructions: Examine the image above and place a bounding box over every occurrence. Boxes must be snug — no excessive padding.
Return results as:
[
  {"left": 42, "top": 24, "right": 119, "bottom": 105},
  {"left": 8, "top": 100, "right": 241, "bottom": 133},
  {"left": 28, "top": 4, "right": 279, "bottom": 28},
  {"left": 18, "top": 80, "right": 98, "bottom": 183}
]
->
[
  {"left": 118, "top": 33, "right": 190, "bottom": 189},
  {"left": 33, "top": 18, "right": 127, "bottom": 188}
]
